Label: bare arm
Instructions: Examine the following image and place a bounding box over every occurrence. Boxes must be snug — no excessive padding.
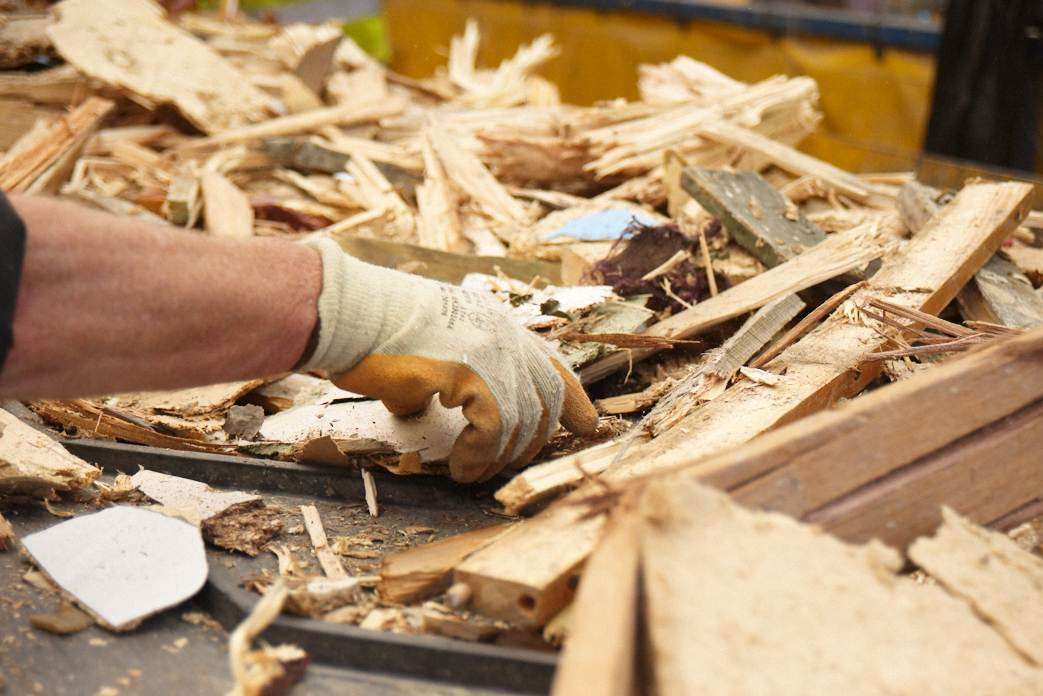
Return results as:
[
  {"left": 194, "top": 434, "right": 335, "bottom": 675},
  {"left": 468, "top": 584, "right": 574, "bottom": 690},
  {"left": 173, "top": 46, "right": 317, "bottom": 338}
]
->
[{"left": 0, "top": 194, "right": 320, "bottom": 399}]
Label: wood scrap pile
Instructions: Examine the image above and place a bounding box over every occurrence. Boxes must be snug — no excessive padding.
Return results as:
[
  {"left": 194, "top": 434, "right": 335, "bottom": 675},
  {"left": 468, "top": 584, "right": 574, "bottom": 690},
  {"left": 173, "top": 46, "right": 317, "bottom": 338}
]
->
[{"left": 5, "top": 0, "right": 1043, "bottom": 676}]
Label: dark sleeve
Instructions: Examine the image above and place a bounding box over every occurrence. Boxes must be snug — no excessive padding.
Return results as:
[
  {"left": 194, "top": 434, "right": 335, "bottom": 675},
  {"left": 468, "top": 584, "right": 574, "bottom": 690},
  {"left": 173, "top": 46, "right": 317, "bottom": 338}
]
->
[
  {"left": 0, "top": 191, "right": 26, "bottom": 373},
  {"left": 924, "top": 0, "right": 1043, "bottom": 171}
]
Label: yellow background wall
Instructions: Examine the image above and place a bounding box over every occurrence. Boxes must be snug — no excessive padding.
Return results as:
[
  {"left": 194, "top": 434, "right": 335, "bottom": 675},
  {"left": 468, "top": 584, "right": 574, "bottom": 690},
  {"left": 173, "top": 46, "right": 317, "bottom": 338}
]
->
[{"left": 384, "top": 0, "right": 935, "bottom": 173}]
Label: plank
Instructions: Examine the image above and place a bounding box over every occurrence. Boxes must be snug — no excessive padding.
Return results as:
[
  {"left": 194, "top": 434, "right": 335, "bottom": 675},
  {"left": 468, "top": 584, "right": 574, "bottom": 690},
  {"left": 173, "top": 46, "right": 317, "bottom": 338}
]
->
[
  {"left": 459, "top": 181, "right": 1032, "bottom": 626},
  {"left": 453, "top": 502, "right": 599, "bottom": 627},
  {"left": 716, "top": 326, "right": 1043, "bottom": 519},
  {"left": 698, "top": 120, "right": 875, "bottom": 203},
  {"left": 300, "top": 504, "right": 346, "bottom": 580},
  {"left": 0, "top": 96, "right": 113, "bottom": 193},
  {"left": 378, "top": 524, "right": 512, "bottom": 604},
  {"left": 682, "top": 168, "right": 826, "bottom": 268},
  {"left": 636, "top": 476, "right": 1042, "bottom": 694},
  {"left": 495, "top": 439, "right": 624, "bottom": 516},
  {"left": 809, "top": 395, "right": 1043, "bottom": 550},
  {"left": 909, "top": 507, "right": 1043, "bottom": 665},
  {"left": 899, "top": 181, "right": 1043, "bottom": 329},
  {"left": 0, "top": 408, "right": 99, "bottom": 496},
  {"left": 201, "top": 171, "right": 254, "bottom": 239},
  {"left": 550, "top": 515, "right": 640, "bottom": 696},
  {"left": 332, "top": 235, "right": 561, "bottom": 285},
  {"left": 960, "top": 255, "right": 1043, "bottom": 329},
  {"left": 48, "top": 0, "right": 270, "bottom": 134},
  {"left": 579, "top": 218, "right": 893, "bottom": 384}
]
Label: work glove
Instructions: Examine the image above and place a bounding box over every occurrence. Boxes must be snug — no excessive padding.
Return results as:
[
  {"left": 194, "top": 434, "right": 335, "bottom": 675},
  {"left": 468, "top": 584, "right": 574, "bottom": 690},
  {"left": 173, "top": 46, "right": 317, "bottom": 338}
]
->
[{"left": 300, "top": 239, "right": 599, "bottom": 482}]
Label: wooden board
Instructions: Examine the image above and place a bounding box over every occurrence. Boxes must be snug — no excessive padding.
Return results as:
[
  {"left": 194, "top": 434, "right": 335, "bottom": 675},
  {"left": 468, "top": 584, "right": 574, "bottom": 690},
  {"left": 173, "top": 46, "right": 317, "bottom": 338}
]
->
[
  {"left": 637, "top": 476, "right": 1042, "bottom": 694},
  {"left": 459, "top": 181, "right": 1032, "bottom": 626},
  {"left": 959, "top": 255, "right": 1043, "bottom": 329},
  {"left": 550, "top": 515, "right": 640, "bottom": 696},
  {"left": 379, "top": 524, "right": 512, "bottom": 603},
  {"left": 47, "top": 0, "right": 271, "bottom": 134},
  {"left": 682, "top": 168, "right": 826, "bottom": 268},
  {"left": 579, "top": 219, "right": 892, "bottom": 384},
  {"left": 453, "top": 503, "right": 601, "bottom": 627},
  {"left": 909, "top": 507, "right": 1043, "bottom": 665},
  {"left": 809, "top": 395, "right": 1043, "bottom": 550},
  {"left": 332, "top": 235, "right": 561, "bottom": 285},
  {"left": 898, "top": 181, "right": 1043, "bottom": 329},
  {"left": 715, "top": 327, "right": 1043, "bottom": 520}
]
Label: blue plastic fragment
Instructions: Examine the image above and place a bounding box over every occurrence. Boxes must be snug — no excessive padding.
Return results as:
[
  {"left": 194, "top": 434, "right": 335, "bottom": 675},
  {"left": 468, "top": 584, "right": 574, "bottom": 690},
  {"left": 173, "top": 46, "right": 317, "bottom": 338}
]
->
[{"left": 542, "top": 208, "right": 660, "bottom": 241}]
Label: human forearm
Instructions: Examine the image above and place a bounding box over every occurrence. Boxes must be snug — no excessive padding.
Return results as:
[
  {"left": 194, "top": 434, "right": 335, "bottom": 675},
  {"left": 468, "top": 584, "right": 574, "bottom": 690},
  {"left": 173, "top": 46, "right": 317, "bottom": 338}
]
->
[{"left": 0, "top": 195, "right": 320, "bottom": 398}]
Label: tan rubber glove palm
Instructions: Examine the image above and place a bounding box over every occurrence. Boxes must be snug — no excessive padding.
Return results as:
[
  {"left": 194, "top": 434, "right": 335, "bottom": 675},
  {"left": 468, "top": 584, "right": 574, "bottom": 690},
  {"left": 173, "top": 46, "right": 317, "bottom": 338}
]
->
[{"left": 300, "top": 239, "right": 599, "bottom": 482}]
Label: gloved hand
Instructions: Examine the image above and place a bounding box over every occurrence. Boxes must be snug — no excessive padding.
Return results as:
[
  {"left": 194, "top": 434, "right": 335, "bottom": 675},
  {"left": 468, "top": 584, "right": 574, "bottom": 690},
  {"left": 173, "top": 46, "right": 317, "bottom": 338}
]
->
[{"left": 300, "top": 239, "right": 599, "bottom": 482}]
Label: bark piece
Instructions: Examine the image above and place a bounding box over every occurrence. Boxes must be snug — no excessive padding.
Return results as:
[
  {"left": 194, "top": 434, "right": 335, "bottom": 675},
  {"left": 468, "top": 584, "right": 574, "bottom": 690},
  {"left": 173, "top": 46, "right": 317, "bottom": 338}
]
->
[
  {"left": 204, "top": 505, "right": 283, "bottom": 557},
  {"left": 0, "top": 512, "right": 13, "bottom": 551},
  {"left": 683, "top": 168, "right": 826, "bottom": 268},
  {"left": 31, "top": 400, "right": 235, "bottom": 454},
  {"left": 0, "top": 408, "right": 99, "bottom": 496},
  {"left": 22, "top": 507, "right": 208, "bottom": 631},
  {"left": 910, "top": 507, "right": 1043, "bottom": 665},
  {"left": 379, "top": 524, "right": 511, "bottom": 604},
  {"left": 29, "top": 603, "right": 93, "bottom": 635},
  {"left": 48, "top": 0, "right": 270, "bottom": 134}
]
